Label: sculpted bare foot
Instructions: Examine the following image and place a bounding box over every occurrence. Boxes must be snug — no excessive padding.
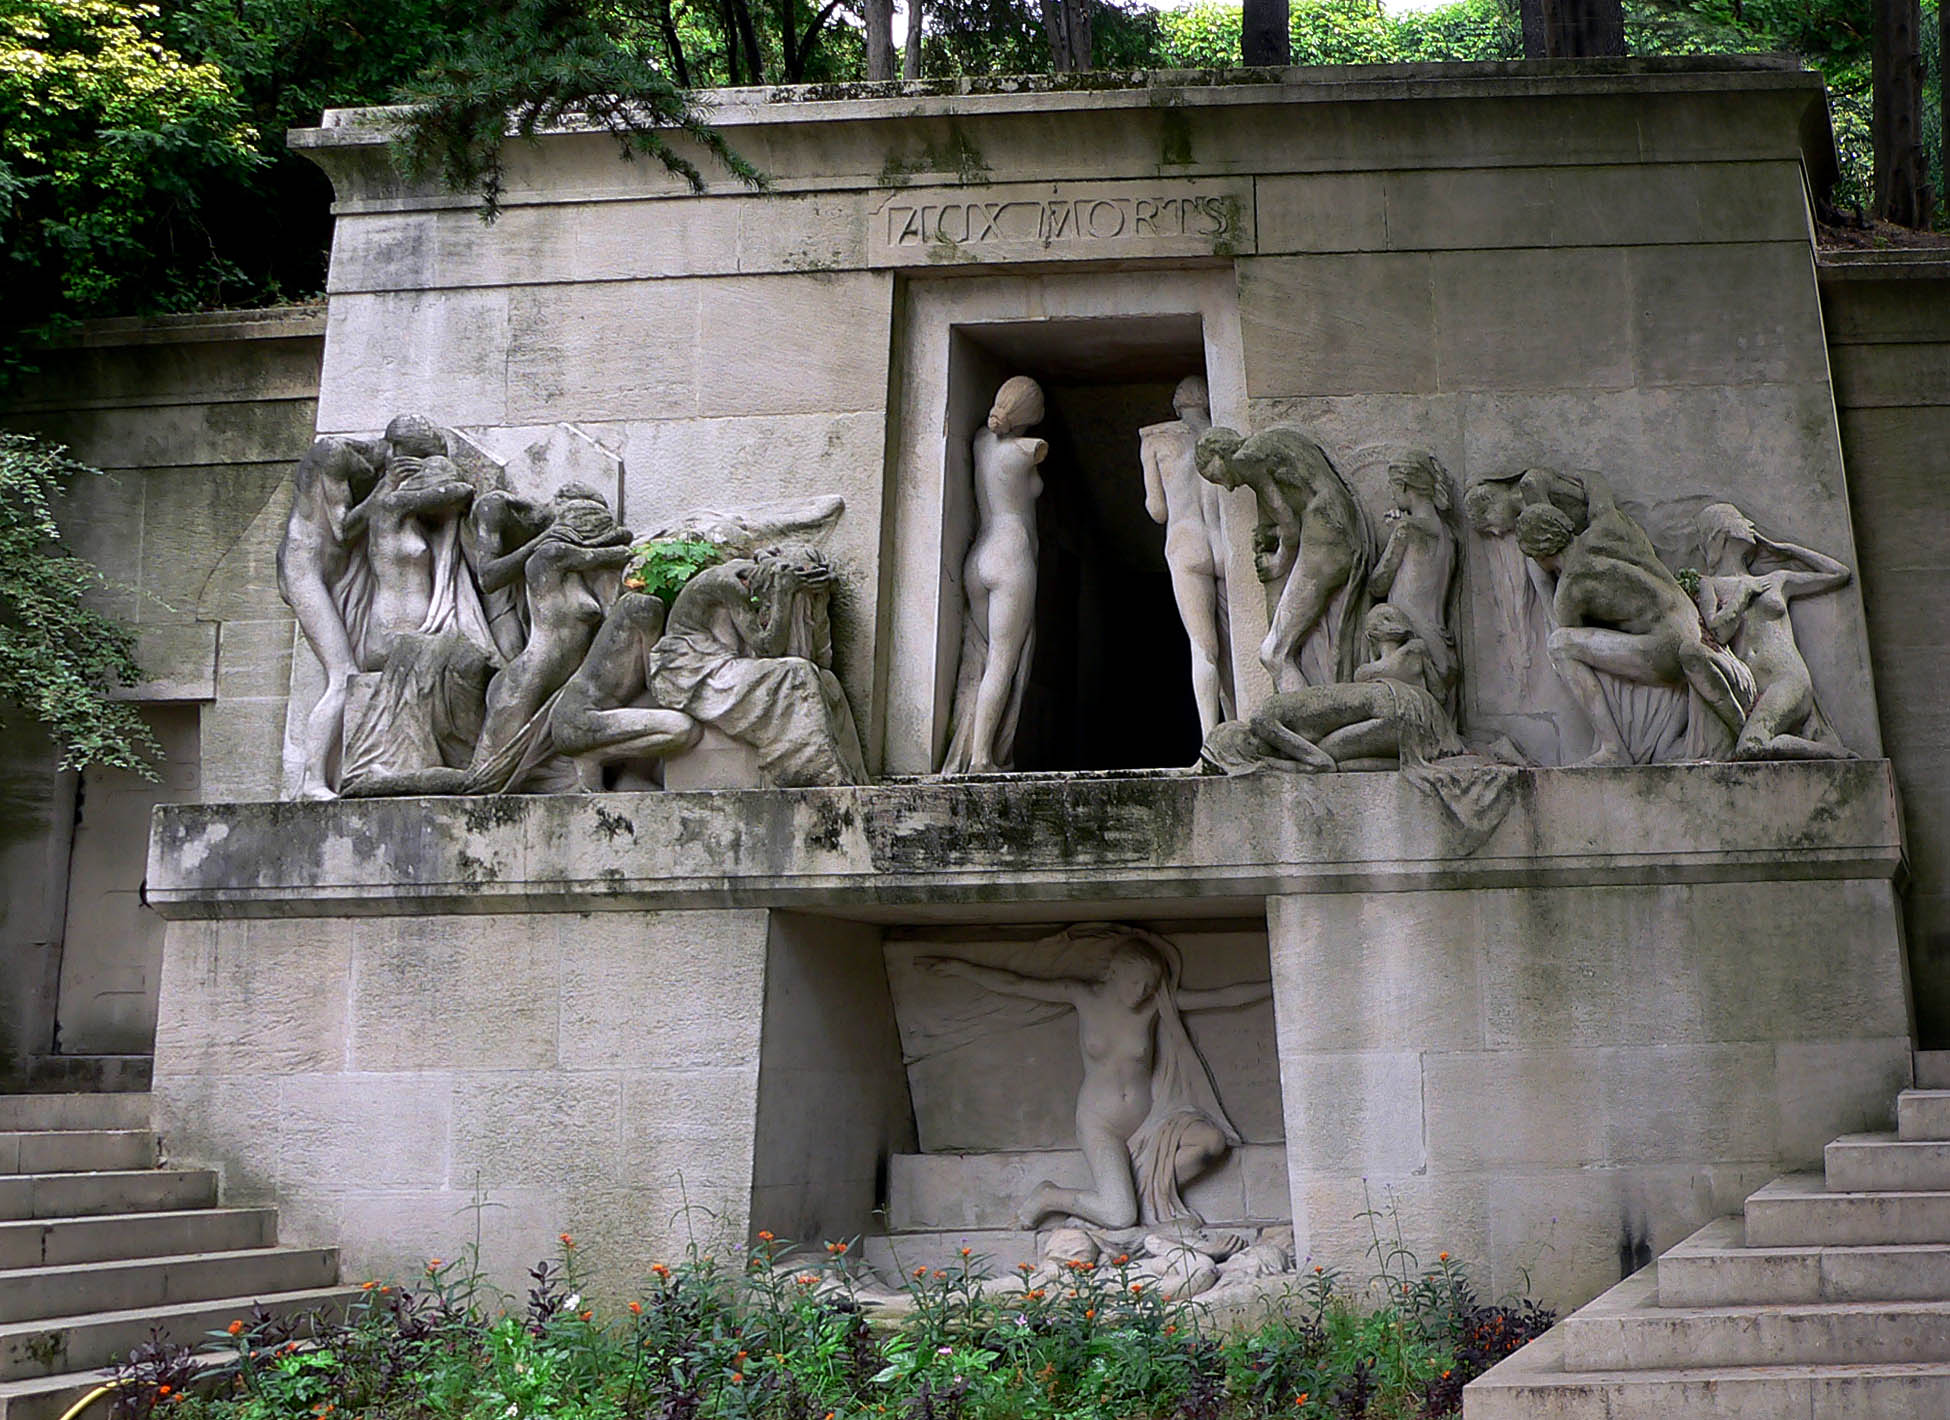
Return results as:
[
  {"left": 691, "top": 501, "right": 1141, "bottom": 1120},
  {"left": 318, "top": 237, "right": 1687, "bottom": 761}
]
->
[{"left": 1017, "top": 1182, "right": 1058, "bottom": 1230}]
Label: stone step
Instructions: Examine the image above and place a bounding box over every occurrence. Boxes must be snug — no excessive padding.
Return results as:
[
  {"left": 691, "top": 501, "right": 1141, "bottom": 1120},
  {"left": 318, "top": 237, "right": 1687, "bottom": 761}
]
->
[
  {"left": 0, "top": 1134, "right": 155, "bottom": 1178},
  {"left": 16, "top": 1059, "right": 152, "bottom": 1097},
  {"left": 0, "top": 1287, "right": 360, "bottom": 1381},
  {"left": 1560, "top": 1264, "right": 1950, "bottom": 1371},
  {"left": 1744, "top": 1173, "right": 1950, "bottom": 1247},
  {"left": 1898, "top": 1090, "right": 1950, "bottom": 1142},
  {"left": 861, "top": 1228, "right": 1045, "bottom": 1280},
  {"left": 0, "top": 1099, "right": 148, "bottom": 1135},
  {"left": 0, "top": 1369, "right": 120, "bottom": 1420},
  {"left": 0, "top": 1247, "right": 339, "bottom": 1325},
  {"left": 1463, "top": 1323, "right": 1950, "bottom": 1420},
  {"left": 0, "top": 1172, "right": 216, "bottom": 1224},
  {"left": 887, "top": 1145, "right": 1289, "bottom": 1232},
  {"left": 0, "top": 1210, "right": 278, "bottom": 1271},
  {"left": 1827, "top": 1133, "right": 1950, "bottom": 1192},
  {"left": 1658, "top": 1214, "right": 1950, "bottom": 1307},
  {"left": 1916, "top": 1051, "right": 1950, "bottom": 1091}
]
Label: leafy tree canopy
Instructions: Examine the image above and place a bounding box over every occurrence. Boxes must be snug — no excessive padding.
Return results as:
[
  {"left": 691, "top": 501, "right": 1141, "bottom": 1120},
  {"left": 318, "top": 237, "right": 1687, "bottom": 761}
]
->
[{"left": 0, "top": 0, "right": 261, "bottom": 380}]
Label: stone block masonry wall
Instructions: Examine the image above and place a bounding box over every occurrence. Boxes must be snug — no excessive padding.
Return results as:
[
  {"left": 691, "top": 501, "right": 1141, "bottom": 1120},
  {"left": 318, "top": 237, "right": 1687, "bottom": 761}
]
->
[
  {"left": 1823, "top": 254, "right": 1950, "bottom": 1050},
  {"left": 0, "top": 309, "right": 323, "bottom": 1077},
  {"left": 1270, "top": 878, "right": 1913, "bottom": 1306},
  {"left": 152, "top": 908, "right": 776, "bottom": 1298},
  {"left": 147, "top": 765, "right": 1912, "bottom": 1310},
  {"left": 1, "top": 307, "right": 326, "bottom": 800}
]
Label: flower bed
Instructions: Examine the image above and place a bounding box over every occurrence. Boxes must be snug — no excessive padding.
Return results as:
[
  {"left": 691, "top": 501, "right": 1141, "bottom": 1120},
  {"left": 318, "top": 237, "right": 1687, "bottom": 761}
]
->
[{"left": 113, "top": 1229, "right": 1553, "bottom": 1420}]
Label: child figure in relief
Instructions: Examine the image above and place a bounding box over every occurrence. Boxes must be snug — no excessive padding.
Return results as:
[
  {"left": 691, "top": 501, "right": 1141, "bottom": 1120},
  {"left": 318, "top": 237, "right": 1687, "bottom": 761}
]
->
[{"left": 919, "top": 924, "right": 1269, "bottom": 1231}]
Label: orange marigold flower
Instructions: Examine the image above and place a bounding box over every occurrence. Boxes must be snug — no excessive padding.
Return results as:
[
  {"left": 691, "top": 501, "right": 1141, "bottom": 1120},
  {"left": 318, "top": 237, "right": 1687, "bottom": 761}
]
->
[
  {"left": 797, "top": 1274, "right": 818, "bottom": 1286},
  {"left": 379, "top": 1286, "right": 392, "bottom": 1294},
  {"left": 1313, "top": 1266, "right": 1323, "bottom": 1275},
  {"left": 629, "top": 1301, "right": 643, "bottom": 1315},
  {"left": 1113, "top": 1254, "right": 1129, "bottom": 1265},
  {"left": 559, "top": 1233, "right": 575, "bottom": 1248},
  {"left": 1084, "top": 1308, "right": 1096, "bottom": 1320},
  {"left": 1164, "top": 1324, "right": 1176, "bottom": 1336},
  {"left": 426, "top": 1259, "right": 442, "bottom": 1272},
  {"left": 652, "top": 1263, "right": 671, "bottom": 1279},
  {"left": 360, "top": 1281, "right": 376, "bottom": 1291},
  {"left": 914, "top": 1266, "right": 928, "bottom": 1278},
  {"left": 1296, "top": 1393, "right": 1308, "bottom": 1406},
  {"left": 157, "top": 1388, "right": 172, "bottom": 1398},
  {"left": 959, "top": 1247, "right": 972, "bottom": 1258},
  {"left": 1439, "top": 1252, "right": 1450, "bottom": 1263},
  {"left": 579, "top": 1310, "right": 592, "bottom": 1321},
  {"left": 730, "top": 1372, "right": 743, "bottom": 1383},
  {"left": 227, "top": 1320, "right": 245, "bottom": 1335},
  {"left": 1017, "top": 1261, "right": 1034, "bottom": 1272},
  {"left": 757, "top": 1230, "right": 775, "bottom": 1242},
  {"left": 825, "top": 1240, "right": 849, "bottom": 1254},
  {"left": 1027, "top": 1289, "right": 1045, "bottom": 1300},
  {"left": 1129, "top": 1283, "right": 1143, "bottom": 1294}
]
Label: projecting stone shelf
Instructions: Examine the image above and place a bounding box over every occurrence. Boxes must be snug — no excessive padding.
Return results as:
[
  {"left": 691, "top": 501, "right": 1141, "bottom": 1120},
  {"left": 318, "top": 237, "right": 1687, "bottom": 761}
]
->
[{"left": 146, "top": 759, "right": 1903, "bottom": 918}]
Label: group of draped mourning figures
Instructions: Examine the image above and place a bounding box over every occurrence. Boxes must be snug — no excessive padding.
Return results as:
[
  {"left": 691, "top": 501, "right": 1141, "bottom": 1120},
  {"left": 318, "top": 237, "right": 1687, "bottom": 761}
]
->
[
  {"left": 943, "top": 370, "right": 1859, "bottom": 783},
  {"left": 281, "top": 394, "right": 1859, "bottom": 801},
  {"left": 277, "top": 414, "right": 866, "bottom": 800}
]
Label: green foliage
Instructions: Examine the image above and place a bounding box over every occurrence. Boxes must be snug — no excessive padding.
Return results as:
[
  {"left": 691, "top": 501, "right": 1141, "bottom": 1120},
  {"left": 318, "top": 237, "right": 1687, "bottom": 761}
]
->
[
  {"left": 388, "top": 0, "right": 765, "bottom": 220},
  {"left": 135, "top": 1220, "right": 1551, "bottom": 1420},
  {"left": 626, "top": 537, "right": 731, "bottom": 606},
  {"left": 0, "top": 433, "right": 156, "bottom": 777},
  {"left": 1151, "top": 0, "right": 1518, "bottom": 71},
  {"left": 0, "top": 0, "right": 262, "bottom": 380}
]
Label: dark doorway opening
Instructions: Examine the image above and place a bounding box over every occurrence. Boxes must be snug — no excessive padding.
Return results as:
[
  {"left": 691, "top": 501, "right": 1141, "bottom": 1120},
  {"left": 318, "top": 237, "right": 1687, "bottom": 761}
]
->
[{"left": 948, "top": 315, "right": 1207, "bottom": 771}]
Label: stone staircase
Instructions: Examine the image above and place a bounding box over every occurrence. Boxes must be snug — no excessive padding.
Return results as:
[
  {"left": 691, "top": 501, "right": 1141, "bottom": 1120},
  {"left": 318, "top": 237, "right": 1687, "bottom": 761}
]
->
[
  {"left": 1468, "top": 1071, "right": 1950, "bottom": 1417},
  {"left": 0, "top": 1095, "right": 359, "bottom": 1420}
]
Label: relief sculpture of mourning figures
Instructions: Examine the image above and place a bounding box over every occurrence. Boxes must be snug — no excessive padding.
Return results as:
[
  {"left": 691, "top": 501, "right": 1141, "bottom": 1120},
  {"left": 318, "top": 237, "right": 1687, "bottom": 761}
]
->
[
  {"left": 897, "top": 924, "right": 1295, "bottom": 1305},
  {"left": 277, "top": 414, "right": 863, "bottom": 798}
]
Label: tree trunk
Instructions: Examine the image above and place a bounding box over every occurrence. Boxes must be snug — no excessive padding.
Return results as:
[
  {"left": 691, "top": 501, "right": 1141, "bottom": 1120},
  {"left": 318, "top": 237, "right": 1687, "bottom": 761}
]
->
[
  {"left": 903, "top": 0, "right": 924, "bottom": 79},
  {"left": 1040, "top": 0, "right": 1090, "bottom": 71},
  {"left": 654, "top": 0, "right": 692, "bottom": 86},
  {"left": 866, "top": 0, "right": 896, "bottom": 79},
  {"left": 1518, "top": 0, "right": 1625, "bottom": 58},
  {"left": 1242, "top": 0, "right": 1290, "bottom": 65},
  {"left": 1875, "top": 0, "right": 1934, "bottom": 225}
]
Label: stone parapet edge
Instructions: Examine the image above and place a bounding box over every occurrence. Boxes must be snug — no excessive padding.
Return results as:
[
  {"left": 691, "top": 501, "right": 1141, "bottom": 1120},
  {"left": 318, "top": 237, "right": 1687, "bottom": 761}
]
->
[{"left": 145, "top": 759, "right": 1906, "bottom": 918}]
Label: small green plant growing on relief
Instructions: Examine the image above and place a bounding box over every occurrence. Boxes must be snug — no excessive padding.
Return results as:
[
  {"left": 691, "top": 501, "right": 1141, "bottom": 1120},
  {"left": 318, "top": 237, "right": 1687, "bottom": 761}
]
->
[
  {"left": 623, "top": 537, "right": 728, "bottom": 607},
  {"left": 1673, "top": 566, "right": 1702, "bottom": 597}
]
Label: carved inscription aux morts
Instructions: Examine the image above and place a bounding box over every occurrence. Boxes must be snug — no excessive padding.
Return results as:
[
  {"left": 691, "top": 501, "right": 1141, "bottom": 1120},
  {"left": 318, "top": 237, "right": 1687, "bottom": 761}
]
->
[{"left": 867, "top": 181, "right": 1251, "bottom": 266}]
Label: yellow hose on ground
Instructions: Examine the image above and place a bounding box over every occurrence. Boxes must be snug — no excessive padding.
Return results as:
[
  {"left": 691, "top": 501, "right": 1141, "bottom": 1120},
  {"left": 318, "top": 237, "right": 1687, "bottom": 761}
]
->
[{"left": 54, "top": 1381, "right": 123, "bottom": 1420}]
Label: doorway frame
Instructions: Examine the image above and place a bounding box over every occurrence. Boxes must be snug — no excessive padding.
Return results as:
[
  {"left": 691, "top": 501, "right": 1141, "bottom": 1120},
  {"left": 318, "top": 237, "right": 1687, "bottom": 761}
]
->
[{"left": 874, "top": 267, "right": 1262, "bottom": 776}]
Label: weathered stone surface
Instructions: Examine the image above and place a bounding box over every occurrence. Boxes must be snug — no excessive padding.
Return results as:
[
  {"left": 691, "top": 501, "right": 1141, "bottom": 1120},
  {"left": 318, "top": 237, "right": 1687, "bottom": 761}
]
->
[
  {"left": 867, "top": 178, "right": 1252, "bottom": 267},
  {"left": 146, "top": 762, "right": 1905, "bottom": 915}
]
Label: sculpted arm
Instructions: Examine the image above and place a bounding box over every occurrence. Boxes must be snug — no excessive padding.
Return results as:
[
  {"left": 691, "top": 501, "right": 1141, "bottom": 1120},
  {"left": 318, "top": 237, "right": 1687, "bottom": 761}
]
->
[
  {"left": 1369, "top": 518, "right": 1410, "bottom": 598},
  {"left": 1177, "top": 980, "right": 1274, "bottom": 1010},
  {"left": 1141, "top": 442, "right": 1167, "bottom": 525},
  {"left": 1766, "top": 538, "right": 1852, "bottom": 598},
  {"left": 915, "top": 957, "right": 1083, "bottom": 1004}
]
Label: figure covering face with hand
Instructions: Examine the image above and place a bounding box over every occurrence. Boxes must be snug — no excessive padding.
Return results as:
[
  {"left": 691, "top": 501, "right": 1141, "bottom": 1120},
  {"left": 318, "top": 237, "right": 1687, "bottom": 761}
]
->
[
  {"left": 1195, "top": 424, "right": 1374, "bottom": 692},
  {"left": 919, "top": 924, "right": 1268, "bottom": 1230},
  {"left": 1139, "top": 375, "right": 1235, "bottom": 734},
  {"left": 940, "top": 376, "right": 1048, "bottom": 774},
  {"left": 1516, "top": 490, "right": 1754, "bottom": 767},
  {"left": 1695, "top": 502, "right": 1855, "bottom": 761}
]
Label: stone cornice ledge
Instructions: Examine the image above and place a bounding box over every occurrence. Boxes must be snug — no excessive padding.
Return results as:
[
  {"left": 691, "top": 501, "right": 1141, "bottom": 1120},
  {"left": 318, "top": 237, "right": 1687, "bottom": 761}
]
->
[{"left": 146, "top": 760, "right": 1904, "bottom": 919}]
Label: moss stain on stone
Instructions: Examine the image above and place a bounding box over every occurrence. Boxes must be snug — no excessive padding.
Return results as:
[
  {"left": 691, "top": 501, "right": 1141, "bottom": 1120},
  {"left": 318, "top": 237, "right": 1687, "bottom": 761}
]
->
[
  {"left": 877, "top": 124, "right": 990, "bottom": 190},
  {"left": 1157, "top": 107, "right": 1194, "bottom": 168},
  {"left": 593, "top": 806, "right": 636, "bottom": 842}
]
